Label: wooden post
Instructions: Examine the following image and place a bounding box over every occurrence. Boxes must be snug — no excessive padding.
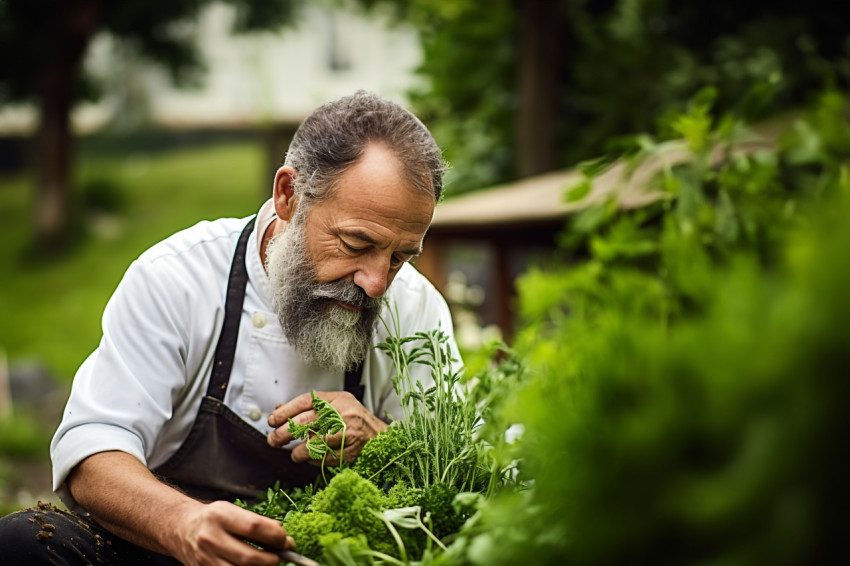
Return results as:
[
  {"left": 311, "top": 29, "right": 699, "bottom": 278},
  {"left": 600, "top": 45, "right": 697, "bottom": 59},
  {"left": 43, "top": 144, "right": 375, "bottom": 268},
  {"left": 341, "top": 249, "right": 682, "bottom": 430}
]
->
[{"left": 414, "top": 234, "right": 448, "bottom": 293}]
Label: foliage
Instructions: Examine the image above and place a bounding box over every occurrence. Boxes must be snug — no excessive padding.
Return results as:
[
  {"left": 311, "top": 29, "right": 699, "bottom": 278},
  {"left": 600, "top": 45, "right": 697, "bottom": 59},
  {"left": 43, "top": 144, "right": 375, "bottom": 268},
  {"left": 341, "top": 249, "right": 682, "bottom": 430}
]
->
[
  {"left": 457, "top": 342, "right": 528, "bottom": 497},
  {"left": 352, "top": 425, "right": 410, "bottom": 488},
  {"left": 359, "top": 0, "right": 518, "bottom": 192},
  {"left": 381, "top": 481, "right": 421, "bottom": 511},
  {"left": 364, "top": 0, "right": 850, "bottom": 193},
  {"left": 449, "top": 90, "right": 850, "bottom": 564},
  {"left": 375, "top": 324, "right": 488, "bottom": 494},
  {"left": 0, "top": 0, "right": 303, "bottom": 246},
  {"left": 235, "top": 481, "right": 313, "bottom": 518},
  {"left": 240, "top": 326, "right": 524, "bottom": 563},
  {"left": 285, "top": 510, "right": 338, "bottom": 558},
  {"left": 278, "top": 469, "right": 436, "bottom": 563},
  {"left": 304, "top": 469, "right": 398, "bottom": 558},
  {"left": 418, "top": 483, "right": 465, "bottom": 540},
  {"left": 287, "top": 391, "right": 348, "bottom": 472}
]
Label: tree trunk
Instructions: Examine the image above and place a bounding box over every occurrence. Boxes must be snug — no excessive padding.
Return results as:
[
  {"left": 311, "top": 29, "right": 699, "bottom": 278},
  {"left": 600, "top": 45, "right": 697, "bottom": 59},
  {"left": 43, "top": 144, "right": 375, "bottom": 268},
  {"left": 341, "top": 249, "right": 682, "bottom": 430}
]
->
[
  {"left": 35, "top": 66, "right": 75, "bottom": 247},
  {"left": 32, "top": 0, "right": 101, "bottom": 249},
  {"left": 515, "top": 0, "right": 562, "bottom": 178}
]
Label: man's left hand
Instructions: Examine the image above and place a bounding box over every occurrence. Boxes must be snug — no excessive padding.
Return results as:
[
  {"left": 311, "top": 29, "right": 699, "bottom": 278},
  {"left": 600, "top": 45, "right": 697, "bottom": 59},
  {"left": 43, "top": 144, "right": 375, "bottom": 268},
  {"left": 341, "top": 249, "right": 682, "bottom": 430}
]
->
[{"left": 266, "top": 391, "right": 388, "bottom": 465}]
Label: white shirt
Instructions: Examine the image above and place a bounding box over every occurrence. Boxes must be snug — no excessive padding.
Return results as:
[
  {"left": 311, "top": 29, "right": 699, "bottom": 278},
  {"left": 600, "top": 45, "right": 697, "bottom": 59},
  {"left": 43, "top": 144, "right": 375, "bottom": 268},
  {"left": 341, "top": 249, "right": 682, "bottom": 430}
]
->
[{"left": 50, "top": 200, "right": 458, "bottom": 507}]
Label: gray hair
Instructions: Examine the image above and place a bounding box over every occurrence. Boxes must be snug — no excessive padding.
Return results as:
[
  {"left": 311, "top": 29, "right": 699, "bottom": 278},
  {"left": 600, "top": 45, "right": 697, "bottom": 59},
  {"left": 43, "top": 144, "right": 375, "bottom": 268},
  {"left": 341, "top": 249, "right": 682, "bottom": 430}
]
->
[{"left": 284, "top": 90, "right": 446, "bottom": 205}]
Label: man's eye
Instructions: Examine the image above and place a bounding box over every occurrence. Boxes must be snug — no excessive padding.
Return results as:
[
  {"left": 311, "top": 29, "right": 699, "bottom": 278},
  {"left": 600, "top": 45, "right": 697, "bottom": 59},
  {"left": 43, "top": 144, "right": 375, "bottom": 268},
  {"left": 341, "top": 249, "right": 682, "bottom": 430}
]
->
[
  {"left": 341, "top": 241, "right": 364, "bottom": 253},
  {"left": 390, "top": 255, "right": 407, "bottom": 268}
]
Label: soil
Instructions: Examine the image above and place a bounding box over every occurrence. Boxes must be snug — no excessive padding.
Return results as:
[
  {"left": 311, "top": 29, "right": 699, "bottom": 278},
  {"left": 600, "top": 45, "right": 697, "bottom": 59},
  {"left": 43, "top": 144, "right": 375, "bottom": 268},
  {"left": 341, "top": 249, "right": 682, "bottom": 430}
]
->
[
  {"left": 22, "top": 499, "right": 114, "bottom": 559},
  {"left": 28, "top": 500, "right": 58, "bottom": 541}
]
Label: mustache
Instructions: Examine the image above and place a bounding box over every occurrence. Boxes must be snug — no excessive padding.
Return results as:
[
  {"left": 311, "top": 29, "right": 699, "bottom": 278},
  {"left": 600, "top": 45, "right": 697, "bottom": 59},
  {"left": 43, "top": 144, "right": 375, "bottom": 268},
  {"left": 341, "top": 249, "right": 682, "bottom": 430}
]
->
[{"left": 311, "top": 280, "right": 382, "bottom": 310}]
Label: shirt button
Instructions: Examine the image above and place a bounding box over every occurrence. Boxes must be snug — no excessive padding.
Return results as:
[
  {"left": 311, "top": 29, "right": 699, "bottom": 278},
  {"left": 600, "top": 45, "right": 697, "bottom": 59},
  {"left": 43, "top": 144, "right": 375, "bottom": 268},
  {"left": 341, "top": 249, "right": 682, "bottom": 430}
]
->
[
  {"left": 248, "top": 407, "right": 263, "bottom": 422},
  {"left": 252, "top": 312, "right": 266, "bottom": 328}
]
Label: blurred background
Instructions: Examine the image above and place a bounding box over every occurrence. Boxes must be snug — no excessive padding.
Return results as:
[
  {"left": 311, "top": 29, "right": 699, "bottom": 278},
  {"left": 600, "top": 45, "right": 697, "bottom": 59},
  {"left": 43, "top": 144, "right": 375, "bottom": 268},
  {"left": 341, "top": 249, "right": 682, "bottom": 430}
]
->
[{"left": 1, "top": 1, "right": 848, "bottom": 552}]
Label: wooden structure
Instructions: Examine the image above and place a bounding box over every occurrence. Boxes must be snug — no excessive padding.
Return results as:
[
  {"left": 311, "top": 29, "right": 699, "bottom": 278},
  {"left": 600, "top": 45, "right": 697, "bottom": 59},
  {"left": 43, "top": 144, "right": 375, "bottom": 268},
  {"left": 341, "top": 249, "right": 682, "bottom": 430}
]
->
[{"left": 413, "top": 143, "right": 730, "bottom": 341}]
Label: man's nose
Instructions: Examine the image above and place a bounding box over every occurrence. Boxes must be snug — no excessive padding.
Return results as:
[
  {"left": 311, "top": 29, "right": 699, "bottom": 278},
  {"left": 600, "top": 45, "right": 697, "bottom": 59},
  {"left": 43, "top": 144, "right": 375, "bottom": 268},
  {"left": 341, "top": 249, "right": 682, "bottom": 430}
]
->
[{"left": 353, "top": 255, "right": 390, "bottom": 299}]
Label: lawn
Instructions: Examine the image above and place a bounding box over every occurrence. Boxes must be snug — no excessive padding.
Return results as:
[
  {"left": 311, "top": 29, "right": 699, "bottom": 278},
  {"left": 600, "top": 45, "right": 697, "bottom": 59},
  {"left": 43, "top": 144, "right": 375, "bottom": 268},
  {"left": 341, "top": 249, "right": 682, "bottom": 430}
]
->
[
  {"left": 0, "top": 140, "right": 270, "bottom": 513},
  {"left": 0, "top": 141, "right": 269, "bottom": 382}
]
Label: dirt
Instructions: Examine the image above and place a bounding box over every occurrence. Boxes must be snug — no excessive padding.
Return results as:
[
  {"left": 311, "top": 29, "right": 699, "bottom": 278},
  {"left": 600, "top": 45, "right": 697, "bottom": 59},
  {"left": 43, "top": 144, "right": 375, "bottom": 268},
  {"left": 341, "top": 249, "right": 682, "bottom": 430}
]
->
[
  {"left": 27, "top": 501, "right": 58, "bottom": 541},
  {"left": 23, "top": 499, "right": 116, "bottom": 561}
]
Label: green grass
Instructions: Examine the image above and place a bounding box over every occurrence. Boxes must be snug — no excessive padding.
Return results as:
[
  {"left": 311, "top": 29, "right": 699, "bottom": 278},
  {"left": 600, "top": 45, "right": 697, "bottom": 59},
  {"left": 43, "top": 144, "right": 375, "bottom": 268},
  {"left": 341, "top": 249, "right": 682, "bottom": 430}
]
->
[{"left": 0, "top": 141, "right": 268, "bottom": 381}]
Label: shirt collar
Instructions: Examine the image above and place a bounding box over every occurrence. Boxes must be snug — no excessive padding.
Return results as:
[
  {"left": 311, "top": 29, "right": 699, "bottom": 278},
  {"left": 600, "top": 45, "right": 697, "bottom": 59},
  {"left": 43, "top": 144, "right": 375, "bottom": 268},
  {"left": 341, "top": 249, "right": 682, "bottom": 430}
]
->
[{"left": 246, "top": 199, "right": 277, "bottom": 309}]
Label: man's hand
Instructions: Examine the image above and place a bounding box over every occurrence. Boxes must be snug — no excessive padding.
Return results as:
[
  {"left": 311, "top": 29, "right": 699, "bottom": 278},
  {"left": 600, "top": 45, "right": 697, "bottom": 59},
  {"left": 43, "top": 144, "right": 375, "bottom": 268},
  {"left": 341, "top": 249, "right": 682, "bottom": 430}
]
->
[
  {"left": 170, "top": 500, "right": 293, "bottom": 566},
  {"left": 267, "top": 391, "right": 388, "bottom": 465},
  {"left": 68, "top": 451, "right": 293, "bottom": 566}
]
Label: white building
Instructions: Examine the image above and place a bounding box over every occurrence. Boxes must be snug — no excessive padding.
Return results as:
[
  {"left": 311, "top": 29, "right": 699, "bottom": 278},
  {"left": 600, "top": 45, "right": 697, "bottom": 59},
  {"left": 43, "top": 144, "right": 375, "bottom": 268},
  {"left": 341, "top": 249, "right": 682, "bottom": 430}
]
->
[{"left": 0, "top": 1, "right": 423, "bottom": 134}]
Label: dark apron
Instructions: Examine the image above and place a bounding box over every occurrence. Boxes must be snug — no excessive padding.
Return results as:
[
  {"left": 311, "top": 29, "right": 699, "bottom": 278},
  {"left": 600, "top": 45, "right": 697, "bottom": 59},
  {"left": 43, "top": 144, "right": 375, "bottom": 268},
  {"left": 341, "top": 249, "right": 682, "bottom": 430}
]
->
[{"left": 153, "top": 217, "right": 365, "bottom": 503}]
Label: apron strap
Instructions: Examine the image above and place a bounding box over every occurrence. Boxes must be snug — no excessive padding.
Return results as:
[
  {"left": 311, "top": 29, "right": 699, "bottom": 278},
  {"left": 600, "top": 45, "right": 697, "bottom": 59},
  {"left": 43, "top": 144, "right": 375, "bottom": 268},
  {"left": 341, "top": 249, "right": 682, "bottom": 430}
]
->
[
  {"left": 345, "top": 365, "right": 365, "bottom": 402},
  {"left": 207, "top": 216, "right": 256, "bottom": 400},
  {"left": 205, "top": 215, "right": 365, "bottom": 403}
]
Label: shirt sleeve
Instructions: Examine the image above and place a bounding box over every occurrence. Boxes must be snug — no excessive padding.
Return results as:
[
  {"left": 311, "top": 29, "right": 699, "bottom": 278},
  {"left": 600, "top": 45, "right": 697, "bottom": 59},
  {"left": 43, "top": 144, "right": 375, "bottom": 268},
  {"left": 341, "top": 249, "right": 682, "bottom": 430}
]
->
[{"left": 50, "top": 255, "right": 198, "bottom": 509}]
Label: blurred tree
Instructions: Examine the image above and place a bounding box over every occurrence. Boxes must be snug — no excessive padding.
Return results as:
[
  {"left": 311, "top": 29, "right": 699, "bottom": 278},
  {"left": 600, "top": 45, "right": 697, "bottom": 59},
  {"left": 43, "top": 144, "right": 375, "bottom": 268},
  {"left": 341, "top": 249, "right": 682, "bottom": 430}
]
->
[
  {"left": 363, "top": 0, "right": 850, "bottom": 195},
  {"left": 0, "top": 0, "right": 301, "bottom": 250}
]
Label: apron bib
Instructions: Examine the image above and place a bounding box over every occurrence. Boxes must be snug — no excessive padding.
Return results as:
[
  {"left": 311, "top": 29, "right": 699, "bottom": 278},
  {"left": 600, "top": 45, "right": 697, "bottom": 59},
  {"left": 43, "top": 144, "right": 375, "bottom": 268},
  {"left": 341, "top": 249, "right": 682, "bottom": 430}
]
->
[{"left": 153, "top": 217, "right": 365, "bottom": 502}]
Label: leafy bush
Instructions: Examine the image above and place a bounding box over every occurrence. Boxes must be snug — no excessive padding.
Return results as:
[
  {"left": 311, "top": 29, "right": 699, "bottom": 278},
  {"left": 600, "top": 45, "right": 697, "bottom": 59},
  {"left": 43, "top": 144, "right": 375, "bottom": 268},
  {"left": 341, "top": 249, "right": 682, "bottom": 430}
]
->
[{"left": 457, "top": 89, "right": 850, "bottom": 565}]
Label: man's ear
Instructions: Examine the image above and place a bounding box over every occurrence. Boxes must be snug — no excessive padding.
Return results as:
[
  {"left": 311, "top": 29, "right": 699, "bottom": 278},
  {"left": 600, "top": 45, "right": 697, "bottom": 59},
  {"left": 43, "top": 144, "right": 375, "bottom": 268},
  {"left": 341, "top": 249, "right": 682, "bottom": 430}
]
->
[{"left": 273, "top": 166, "right": 299, "bottom": 221}]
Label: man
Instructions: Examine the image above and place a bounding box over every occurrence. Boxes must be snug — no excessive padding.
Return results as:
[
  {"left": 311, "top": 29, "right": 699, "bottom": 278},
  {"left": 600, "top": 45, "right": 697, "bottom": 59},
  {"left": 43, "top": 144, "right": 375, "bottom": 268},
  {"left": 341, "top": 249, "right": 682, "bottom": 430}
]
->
[{"left": 0, "top": 91, "right": 457, "bottom": 565}]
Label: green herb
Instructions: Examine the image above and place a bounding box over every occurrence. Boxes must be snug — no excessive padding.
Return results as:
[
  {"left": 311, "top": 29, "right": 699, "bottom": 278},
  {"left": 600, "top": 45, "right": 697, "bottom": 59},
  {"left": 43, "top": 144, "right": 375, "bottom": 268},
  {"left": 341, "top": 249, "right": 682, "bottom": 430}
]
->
[
  {"left": 353, "top": 425, "right": 420, "bottom": 488},
  {"left": 287, "top": 391, "right": 347, "bottom": 481},
  {"left": 234, "top": 481, "right": 313, "bottom": 517},
  {"left": 376, "top": 314, "right": 488, "bottom": 493},
  {"left": 283, "top": 469, "right": 415, "bottom": 562}
]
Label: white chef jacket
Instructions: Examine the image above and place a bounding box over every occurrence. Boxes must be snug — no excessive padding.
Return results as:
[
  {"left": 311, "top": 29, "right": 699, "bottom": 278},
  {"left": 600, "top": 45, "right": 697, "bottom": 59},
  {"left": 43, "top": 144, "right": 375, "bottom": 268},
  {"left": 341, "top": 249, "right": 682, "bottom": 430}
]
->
[{"left": 50, "top": 199, "right": 458, "bottom": 508}]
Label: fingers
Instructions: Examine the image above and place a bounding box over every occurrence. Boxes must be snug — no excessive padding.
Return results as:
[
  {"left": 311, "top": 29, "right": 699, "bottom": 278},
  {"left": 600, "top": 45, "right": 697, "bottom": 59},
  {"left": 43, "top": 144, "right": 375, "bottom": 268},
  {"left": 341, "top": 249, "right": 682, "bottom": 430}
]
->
[
  {"left": 289, "top": 432, "right": 344, "bottom": 465},
  {"left": 266, "top": 391, "right": 388, "bottom": 461},
  {"left": 267, "top": 390, "right": 352, "bottom": 448},
  {"left": 268, "top": 392, "right": 315, "bottom": 428},
  {"left": 220, "top": 503, "right": 290, "bottom": 547},
  {"left": 267, "top": 392, "right": 317, "bottom": 448},
  {"left": 267, "top": 408, "right": 319, "bottom": 448},
  {"left": 176, "top": 501, "right": 292, "bottom": 566},
  {"left": 268, "top": 391, "right": 350, "bottom": 452}
]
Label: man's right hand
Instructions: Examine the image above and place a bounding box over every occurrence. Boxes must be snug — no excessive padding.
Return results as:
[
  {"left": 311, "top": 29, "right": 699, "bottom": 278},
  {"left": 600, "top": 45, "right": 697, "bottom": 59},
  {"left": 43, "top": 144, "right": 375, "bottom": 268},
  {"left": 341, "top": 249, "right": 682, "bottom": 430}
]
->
[
  {"left": 67, "top": 451, "right": 293, "bottom": 565},
  {"left": 168, "top": 499, "right": 293, "bottom": 565}
]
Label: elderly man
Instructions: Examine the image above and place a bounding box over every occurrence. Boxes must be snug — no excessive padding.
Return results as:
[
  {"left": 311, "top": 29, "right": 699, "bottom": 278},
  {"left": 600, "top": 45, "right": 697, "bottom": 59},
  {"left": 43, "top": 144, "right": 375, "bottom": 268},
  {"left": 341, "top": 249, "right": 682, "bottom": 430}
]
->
[{"left": 0, "top": 91, "right": 457, "bottom": 565}]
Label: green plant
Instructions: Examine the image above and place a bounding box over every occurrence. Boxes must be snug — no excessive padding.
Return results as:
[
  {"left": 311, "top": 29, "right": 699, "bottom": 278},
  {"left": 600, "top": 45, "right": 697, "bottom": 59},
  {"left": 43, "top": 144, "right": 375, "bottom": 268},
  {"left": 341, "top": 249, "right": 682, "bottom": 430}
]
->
[
  {"left": 418, "top": 483, "right": 466, "bottom": 540},
  {"left": 455, "top": 89, "right": 850, "bottom": 565},
  {"left": 287, "top": 391, "right": 347, "bottom": 475},
  {"left": 282, "top": 469, "right": 433, "bottom": 563},
  {"left": 352, "top": 425, "right": 415, "bottom": 488},
  {"left": 234, "top": 481, "right": 312, "bottom": 518},
  {"left": 376, "top": 319, "right": 488, "bottom": 494},
  {"left": 240, "top": 321, "right": 522, "bottom": 564}
]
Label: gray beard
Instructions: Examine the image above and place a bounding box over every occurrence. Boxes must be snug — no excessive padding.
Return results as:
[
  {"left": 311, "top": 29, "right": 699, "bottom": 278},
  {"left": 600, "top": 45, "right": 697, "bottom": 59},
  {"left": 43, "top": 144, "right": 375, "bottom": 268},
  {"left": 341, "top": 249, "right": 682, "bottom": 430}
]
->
[{"left": 265, "top": 210, "right": 382, "bottom": 372}]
